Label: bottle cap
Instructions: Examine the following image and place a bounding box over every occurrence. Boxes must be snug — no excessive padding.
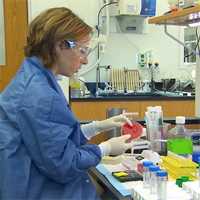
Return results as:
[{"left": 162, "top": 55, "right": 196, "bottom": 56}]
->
[
  {"left": 149, "top": 165, "right": 160, "bottom": 172},
  {"left": 142, "top": 161, "right": 153, "bottom": 167},
  {"left": 176, "top": 178, "right": 183, "bottom": 187},
  {"left": 176, "top": 116, "right": 185, "bottom": 124},
  {"left": 156, "top": 170, "right": 168, "bottom": 177},
  {"left": 192, "top": 152, "right": 200, "bottom": 163},
  {"left": 181, "top": 176, "right": 189, "bottom": 182}
]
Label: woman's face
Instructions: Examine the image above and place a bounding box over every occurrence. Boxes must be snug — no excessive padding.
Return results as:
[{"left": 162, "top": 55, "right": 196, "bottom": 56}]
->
[{"left": 53, "top": 35, "right": 90, "bottom": 77}]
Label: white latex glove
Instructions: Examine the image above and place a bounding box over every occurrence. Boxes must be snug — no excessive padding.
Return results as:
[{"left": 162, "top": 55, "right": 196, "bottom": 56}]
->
[
  {"left": 94, "top": 112, "right": 138, "bottom": 132},
  {"left": 99, "top": 135, "right": 134, "bottom": 157}
]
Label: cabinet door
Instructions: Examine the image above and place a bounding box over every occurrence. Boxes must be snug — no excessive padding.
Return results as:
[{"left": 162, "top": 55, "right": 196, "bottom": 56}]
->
[
  {"left": 140, "top": 100, "right": 195, "bottom": 118},
  {"left": 71, "top": 101, "right": 140, "bottom": 121},
  {"left": 0, "top": 0, "right": 28, "bottom": 90},
  {"left": 162, "top": 100, "right": 195, "bottom": 117}
]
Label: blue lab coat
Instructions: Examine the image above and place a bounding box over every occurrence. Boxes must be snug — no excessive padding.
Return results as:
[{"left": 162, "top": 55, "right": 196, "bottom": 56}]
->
[{"left": 0, "top": 57, "right": 102, "bottom": 200}]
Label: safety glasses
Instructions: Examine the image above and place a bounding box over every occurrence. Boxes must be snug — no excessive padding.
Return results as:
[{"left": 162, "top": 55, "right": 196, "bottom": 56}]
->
[{"left": 63, "top": 40, "right": 92, "bottom": 58}]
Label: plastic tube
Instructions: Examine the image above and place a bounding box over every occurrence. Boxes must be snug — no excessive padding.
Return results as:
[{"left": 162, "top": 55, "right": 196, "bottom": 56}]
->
[
  {"left": 149, "top": 165, "right": 160, "bottom": 194},
  {"left": 142, "top": 161, "right": 153, "bottom": 188},
  {"left": 156, "top": 170, "right": 168, "bottom": 200}
]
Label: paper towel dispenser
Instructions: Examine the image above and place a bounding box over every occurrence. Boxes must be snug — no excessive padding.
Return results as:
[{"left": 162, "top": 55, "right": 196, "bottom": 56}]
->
[
  {"left": 118, "top": 0, "right": 156, "bottom": 17},
  {"left": 116, "top": 0, "right": 156, "bottom": 33},
  {"left": 116, "top": 15, "right": 146, "bottom": 33}
]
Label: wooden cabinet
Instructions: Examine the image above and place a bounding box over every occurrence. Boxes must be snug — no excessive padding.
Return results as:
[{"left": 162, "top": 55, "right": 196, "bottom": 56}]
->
[
  {"left": 71, "top": 101, "right": 140, "bottom": 120},
  {"left": 140, "top": 100, "right": 195, "bottom": 118},
  {"left": 1, "top": 0, "right": 28, "bottom": 90},
  {"left": 71, "top": 99, "right": 195, "bottom": 121}
]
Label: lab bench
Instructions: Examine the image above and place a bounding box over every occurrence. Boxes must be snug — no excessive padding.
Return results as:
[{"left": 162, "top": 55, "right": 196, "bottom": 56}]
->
[
  {"left": 89, "top": 167, "right": 132, "bottom": 200},
  {"left": 70, "top": 95, "right": 195, "bottom": 121},
  {"left": 89, "top": 163, "right": 193, "bottom": 200},
  {"left": 71, "top": 95, "right": 199, "bottom": 145}
]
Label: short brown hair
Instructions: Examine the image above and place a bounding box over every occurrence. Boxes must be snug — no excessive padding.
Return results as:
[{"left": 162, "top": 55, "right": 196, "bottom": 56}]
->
[{"left": 24, "top": 7, "right": 92, "bottom": 67}]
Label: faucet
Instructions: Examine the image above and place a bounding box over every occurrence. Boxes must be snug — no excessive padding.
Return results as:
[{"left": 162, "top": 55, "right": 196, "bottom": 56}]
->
[{"left": 96, "top": 65, "right": 111, "bottom": 96}]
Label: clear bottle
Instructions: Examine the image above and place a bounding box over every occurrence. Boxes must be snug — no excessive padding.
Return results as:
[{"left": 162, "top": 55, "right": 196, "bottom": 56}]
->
[
  {"left": 149, "top": 165, "right": 160, "bottom": 194},
  {"left": 156, "top": 170, "right": 168, "bottom": 200},
  {"left": 168, "top": 116, "right": 193, "bottom": 156},
  {"left": 170, "top": 116, "right": 187, "bottom": 138},
  {"left": 142, "top": 161, "right": 153, "bottom": 188}
]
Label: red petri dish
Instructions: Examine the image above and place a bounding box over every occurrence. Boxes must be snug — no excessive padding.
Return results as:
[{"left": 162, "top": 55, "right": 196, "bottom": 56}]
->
[{"left": 122, "top": 122, "right": 143, "bottom": 139}]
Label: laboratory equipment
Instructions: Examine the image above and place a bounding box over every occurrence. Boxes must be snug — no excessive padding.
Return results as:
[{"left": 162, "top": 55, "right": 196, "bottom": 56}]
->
[
  {"left": 168, "top": 116, "right": 193, "bottom": 156},
  {"left": 191, "top": 133, "right": 200, "bottom": 153},
  {"left": 156, "top": 170, "right": 168, "bottom": 200},
  {"left": 131, "top": 139, "right": 150, "bottom": 154},
  {"left": 122, "top": 122, "right": 143, "bottom": 139},
  {"left": 96, "top": 65, "right": 111, "bottom": 96},
  {"left": 118, "top": 0, "right": 156, "bottom": 16},
  {"left": 160, "top": 152, "right": 198, "bottom": 180},
  {"left": 192, "top": 151, "right": 200, "bottom": 163},
  {"left": 182, "top": 181, "right": 200, "bottom": 200},
  {"left": 141, "top": 150, "right": 161, "bottom": 164},
  {"left": 149, "top": 165, "right": 160, "bottom": 194},
  {"left": 176, "top": 176, "right": 191, "bottom": 188},
  {"left": 142, "top": 161, "right": 153, "bottom": 188},
  {"left": 198, "top": 162, "right": 200, "bottom": 187},
  {"left": 145, "top": 106, "right": 163, "bottom": 154},
  {"left": 110, "top": 68, "right": 142, "bottom": 93},
  {"left": 169, "top": 116, "right": 187, "bottom": 137},
  {"left": 112, "top": 170, "right": 143, "bottom": 182},
  {"left": 69, "top": 75, "right": 81, "bottom": 98}
]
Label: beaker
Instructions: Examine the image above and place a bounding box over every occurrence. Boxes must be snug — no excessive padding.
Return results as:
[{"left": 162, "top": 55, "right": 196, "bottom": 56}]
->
[{"left": 147, "top": 123, "right": 170, "bottom": 155}]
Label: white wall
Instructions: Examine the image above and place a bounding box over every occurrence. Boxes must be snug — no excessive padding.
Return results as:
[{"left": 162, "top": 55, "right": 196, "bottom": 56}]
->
[
  {"left": 0, "top": 0, "right": 5, "bottom": 65},
  {"left": 28, "top": 0, "right": 193, "bottom": 82}
]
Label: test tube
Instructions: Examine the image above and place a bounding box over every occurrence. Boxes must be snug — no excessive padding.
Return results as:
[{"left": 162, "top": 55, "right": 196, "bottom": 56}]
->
[
  {"left": 156, "top": 170, "right": 168, "bottom": 200},
  {"left": 198, "top": 162, "right": 200, "bottom": 187},
  {"left": 149, "top": 165, "right": 160, "bottom": 194},
  {"left": 142, "top": 161, "right": 153, "bottom": 188}
]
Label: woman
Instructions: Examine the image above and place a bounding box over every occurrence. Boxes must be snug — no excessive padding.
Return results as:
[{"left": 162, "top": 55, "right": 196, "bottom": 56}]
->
[{"left": 0, "top": 7, "right": 135, "bottom": 200}]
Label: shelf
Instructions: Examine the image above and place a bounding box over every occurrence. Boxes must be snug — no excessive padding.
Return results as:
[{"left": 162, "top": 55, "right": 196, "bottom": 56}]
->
[{"left": 148, "top": 5, "right": 200, "bottom": 26}]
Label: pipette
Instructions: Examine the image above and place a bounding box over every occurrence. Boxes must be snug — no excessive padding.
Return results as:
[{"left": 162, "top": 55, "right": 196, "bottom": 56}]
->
[{"left": 126, "top": 117, "right": 133, "bottom": 127}]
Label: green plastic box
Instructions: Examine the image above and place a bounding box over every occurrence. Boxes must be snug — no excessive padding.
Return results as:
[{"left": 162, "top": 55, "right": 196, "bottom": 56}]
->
[{"left": 167, "top": 138, "right": 193, "bottom": 154}]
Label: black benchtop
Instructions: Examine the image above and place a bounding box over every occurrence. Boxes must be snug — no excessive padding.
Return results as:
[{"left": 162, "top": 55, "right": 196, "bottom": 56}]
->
[{"left": 71, "top": 93, "right": 195, "bottom": 102}]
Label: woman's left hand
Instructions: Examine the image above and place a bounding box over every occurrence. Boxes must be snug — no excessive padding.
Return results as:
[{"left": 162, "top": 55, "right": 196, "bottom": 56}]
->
[{"left": 95, "top": 112, "right": 138, "bottom": 132}]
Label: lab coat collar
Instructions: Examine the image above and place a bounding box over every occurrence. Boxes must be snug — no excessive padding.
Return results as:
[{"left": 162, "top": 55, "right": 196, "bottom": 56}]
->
[{"left": 26, "top": 56, "right": 69, "bottom": 105}]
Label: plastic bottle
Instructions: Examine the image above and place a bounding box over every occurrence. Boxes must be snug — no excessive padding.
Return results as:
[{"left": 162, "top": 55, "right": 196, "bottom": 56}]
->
[
  {"left": 168, "top": 116, "right": 193, "bottom": 156},
  {"left": 142, "top": 161, "right": 153, "bottom": 188},
  {"left": 149, "top": 165, "right": 160, "bottom": 194},
  {"left": 170, "top": 116, "right": 187, "bottom": 137},
  {"left": 156, "top": 170, "right": 168, "bottom": 200}
]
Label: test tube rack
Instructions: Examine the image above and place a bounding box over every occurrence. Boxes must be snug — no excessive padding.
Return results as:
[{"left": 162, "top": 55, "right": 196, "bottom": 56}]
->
[{"left": 160, "top": 154, "right": 198, "bottom": 180}]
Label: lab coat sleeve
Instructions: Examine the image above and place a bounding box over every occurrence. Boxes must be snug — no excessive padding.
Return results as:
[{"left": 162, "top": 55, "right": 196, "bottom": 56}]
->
[{"left": 17, "top": 91, "right": 101, "bottom": 184}]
